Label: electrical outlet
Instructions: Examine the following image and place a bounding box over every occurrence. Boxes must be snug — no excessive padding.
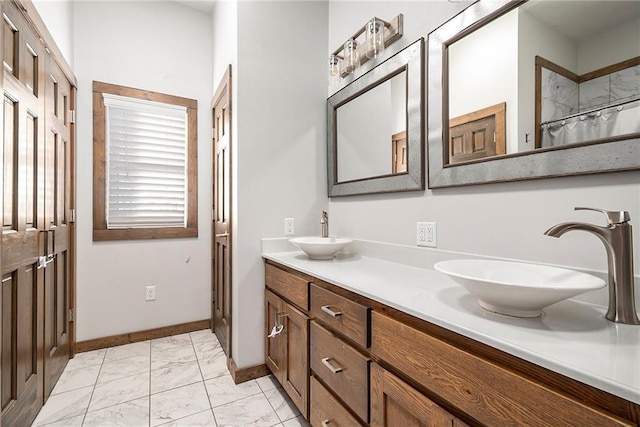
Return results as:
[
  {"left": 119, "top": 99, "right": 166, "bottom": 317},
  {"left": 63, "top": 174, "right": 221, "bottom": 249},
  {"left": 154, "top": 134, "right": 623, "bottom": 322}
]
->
[
  {"left": 284, "top": 218, "right": 295, "bottom": 236},
  {"left": 417, "top": 222, "right": 437, "bottom": 247},
  {"left": 146, "top": 286, "right": 156, "bottom": 301}
]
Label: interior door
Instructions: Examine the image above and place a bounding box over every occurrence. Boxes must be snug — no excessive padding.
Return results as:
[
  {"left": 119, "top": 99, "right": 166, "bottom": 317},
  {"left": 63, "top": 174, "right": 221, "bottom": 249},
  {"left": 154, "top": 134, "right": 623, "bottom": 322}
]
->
[
  {"left": 42, "top": 56, "right": 72, "bottom": 400},
  {"left": 448, "top": 102, "right": 506, "bottom": 164},
  {"left": 392, "top": 131, "right": 407, "bottom": 174},
  {"left": 1, "top": 5, "right": 46, "bottom": 425},
  {"left": 212, "top": 65, "right": 232, "bottom": 357},
  {"left": 2, "top": 3, "right": 74, "bottom": 424}
]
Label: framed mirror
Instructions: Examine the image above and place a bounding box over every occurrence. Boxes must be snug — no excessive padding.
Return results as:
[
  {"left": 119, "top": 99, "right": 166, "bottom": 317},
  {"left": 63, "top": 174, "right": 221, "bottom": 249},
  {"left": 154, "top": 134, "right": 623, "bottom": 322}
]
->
[
  {"left": 427, "top": 0, "right": 640, "bottom": 188},
  {"left": 328, "top": 38, "right": 424, "bottom": 197}
]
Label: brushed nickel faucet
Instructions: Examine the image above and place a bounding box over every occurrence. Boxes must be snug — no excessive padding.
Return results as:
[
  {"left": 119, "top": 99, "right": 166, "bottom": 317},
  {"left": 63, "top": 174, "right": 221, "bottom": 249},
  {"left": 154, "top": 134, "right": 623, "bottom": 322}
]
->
[
  {"left": 321, "top": 211, "right": 329, "bottom": 238},
  {"left": 544, "top": 207, "right": 640, "bottom": 325}
]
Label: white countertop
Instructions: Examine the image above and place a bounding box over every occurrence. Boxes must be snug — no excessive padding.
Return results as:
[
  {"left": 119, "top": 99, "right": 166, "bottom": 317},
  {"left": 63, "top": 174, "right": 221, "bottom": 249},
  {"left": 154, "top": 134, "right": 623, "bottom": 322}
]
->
[{"left": 262, "top": 247, "right": 640, "bottom": 404}]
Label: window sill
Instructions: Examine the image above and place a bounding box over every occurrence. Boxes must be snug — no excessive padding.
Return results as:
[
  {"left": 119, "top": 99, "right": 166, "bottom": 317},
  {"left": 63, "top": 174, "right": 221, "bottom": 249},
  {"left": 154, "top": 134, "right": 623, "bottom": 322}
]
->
[{"left": 93, "top": 227, "right": 198, "bottom": 241}]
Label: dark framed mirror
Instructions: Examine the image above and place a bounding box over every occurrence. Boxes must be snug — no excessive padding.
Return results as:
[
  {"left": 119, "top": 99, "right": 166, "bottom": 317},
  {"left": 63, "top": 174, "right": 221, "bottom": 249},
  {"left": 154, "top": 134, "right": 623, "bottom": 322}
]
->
[
  {"left": 427, "top": 0, "right": 640, "bottom": 188},
  {"left": 328, "top": 38, "right": 424, "bottom": 197}
]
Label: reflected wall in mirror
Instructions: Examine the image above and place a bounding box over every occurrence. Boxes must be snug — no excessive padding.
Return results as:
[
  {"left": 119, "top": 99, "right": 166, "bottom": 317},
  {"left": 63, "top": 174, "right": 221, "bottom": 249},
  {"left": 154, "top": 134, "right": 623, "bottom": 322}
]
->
[
  {"left": 336, "top": 71, "right": 406, "bottom": 182},
  {"left": 427, "top": 0, "right": 640, "bottom": 188},
  {"left": 328, "top": 38, "right": 423, "bottom": 197}
]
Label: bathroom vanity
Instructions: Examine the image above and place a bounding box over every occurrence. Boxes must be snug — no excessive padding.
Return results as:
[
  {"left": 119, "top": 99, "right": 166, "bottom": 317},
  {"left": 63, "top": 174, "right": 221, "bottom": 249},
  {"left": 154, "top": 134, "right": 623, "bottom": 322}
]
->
[{"left": 263, "top": 246, "right": 640, "bottom": 426}]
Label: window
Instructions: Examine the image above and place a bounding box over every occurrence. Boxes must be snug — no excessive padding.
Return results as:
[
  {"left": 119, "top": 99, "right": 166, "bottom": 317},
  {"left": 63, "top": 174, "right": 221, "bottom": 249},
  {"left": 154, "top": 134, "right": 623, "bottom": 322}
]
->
[{"left": 93, "top": 81, "right": 198, "bottom": 240}]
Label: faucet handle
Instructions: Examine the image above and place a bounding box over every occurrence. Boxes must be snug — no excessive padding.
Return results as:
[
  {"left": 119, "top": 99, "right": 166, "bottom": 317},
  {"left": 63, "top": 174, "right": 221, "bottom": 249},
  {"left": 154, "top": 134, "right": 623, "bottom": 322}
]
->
[{"left": 575, "top": 207, "right": 630, "bottom": 224}]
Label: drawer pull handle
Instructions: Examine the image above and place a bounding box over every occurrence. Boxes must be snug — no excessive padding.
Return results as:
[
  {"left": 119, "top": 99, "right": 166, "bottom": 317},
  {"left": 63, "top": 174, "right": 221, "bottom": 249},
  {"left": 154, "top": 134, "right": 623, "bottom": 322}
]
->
[
  {"left": 321, "top": 305, "right": 342, "bottom": 317},
  {"left": 321, "top": 357, "right": 343, "bottom": 374},
  {"left": 321, "top": 420, "right": 331, "bottom": 427}
]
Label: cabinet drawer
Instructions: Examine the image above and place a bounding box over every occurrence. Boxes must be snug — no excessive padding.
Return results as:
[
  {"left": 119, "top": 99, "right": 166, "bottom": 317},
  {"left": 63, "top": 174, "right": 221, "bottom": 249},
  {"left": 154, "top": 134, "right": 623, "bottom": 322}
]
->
[
  {"left": 310, "top": 321, "right": 369, "bottom": 422},
  {"left": 265, "top": 263, "right": 309, "bottom": 310},
  {"left": 311, "top": 376, "right": 362, "bottom": 427},
  {"left": 310, "top": 283, "right": 369, "bottom": 348},
  {"left": 370, "top": 311, "right": 633, "bottom": 427}
]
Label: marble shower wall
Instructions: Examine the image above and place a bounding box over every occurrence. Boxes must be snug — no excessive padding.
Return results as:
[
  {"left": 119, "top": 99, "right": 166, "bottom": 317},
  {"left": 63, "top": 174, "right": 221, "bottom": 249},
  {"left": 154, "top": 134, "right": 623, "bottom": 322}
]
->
[
  {"left": 542, "top": 64, "right": 640, "bottom": 123},
  {"left": 541, "top": 68, "right": 579, "bottom": 123}
]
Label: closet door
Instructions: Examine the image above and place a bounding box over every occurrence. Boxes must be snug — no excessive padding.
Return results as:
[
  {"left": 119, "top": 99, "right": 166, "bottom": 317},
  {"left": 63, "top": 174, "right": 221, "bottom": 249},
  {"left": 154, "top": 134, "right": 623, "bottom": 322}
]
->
[
  {"left": 42, "top": 57, "right": 72, "bottom": 400},
  {"left": 1, "top": 5, "right": 46, "bottom": 426}
]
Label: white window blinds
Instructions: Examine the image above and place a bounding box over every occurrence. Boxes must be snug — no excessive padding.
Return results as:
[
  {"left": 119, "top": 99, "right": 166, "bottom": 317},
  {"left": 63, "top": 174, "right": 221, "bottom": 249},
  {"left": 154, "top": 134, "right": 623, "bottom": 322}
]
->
[{"left": 104, "top": 94, "right": 188, "bottom": 229}]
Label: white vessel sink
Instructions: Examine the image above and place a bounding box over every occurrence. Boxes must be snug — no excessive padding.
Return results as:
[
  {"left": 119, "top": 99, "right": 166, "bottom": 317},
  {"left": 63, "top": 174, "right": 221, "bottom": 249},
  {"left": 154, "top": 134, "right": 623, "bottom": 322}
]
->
[
  {"left": 290, "top": 236, "right": 353, "bottom": 260},
  {"left": 434, "top": 259, "right": 606, "bottom": 317}
]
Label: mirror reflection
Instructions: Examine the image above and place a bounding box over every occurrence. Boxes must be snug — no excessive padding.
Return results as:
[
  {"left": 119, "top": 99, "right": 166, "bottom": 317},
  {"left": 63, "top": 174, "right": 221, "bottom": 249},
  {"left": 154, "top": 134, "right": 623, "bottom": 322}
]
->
[
  {"left": 446, "top": 0, "right": 640, "bottom": 166},
  {"left": 336, "top": 71, "right": 406, "bottom": 182}
]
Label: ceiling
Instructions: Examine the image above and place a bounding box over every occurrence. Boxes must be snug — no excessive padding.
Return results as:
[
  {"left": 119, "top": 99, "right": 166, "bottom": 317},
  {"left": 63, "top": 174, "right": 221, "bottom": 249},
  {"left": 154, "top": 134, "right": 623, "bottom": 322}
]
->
[{"left": 174, "top": 0, "right": 215, "bottom": 13}]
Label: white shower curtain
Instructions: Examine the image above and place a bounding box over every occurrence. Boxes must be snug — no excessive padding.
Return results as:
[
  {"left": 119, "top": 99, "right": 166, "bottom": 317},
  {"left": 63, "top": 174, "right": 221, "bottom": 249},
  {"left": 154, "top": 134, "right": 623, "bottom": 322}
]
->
[{"left": 541, "top": 99, "right": 640, "bottom": 147}]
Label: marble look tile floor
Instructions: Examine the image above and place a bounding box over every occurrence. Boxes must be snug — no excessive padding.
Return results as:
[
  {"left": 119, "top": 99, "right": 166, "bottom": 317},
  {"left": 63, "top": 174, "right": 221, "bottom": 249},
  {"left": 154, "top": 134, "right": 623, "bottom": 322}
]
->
[{"left": 31, "top": 330, "right": 309, "bottom": 427}]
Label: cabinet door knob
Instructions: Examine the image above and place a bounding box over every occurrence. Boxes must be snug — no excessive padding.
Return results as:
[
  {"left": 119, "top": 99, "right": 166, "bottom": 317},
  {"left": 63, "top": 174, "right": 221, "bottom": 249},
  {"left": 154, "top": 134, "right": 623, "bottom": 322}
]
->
[
  {"left": 321, "top": 420, "right": 331, "bottom": 427},
  {"left": 321, "top": 305, "right": 342, "bottom": 317},
  {"left": 321, "top": 357, "right": 343, "bottom": 374}
]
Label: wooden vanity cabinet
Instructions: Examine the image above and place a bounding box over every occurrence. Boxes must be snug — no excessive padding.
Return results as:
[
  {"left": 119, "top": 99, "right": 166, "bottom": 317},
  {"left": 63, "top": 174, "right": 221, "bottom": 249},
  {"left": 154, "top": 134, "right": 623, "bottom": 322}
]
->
[
  {"left": 265, "top": 264, "right": 311, "bottom": 418},
  {"left": 264, "top": 260, "right": 640, "bottom": 426}
]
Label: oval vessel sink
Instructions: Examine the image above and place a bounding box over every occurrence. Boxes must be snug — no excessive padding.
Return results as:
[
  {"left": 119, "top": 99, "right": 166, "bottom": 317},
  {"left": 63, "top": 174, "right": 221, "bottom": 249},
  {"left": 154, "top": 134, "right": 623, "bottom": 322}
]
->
[
  {"left": 434, "top": 259, "right": 606, "bottom": 317},
  {"left": 290, "top": 236, "right": 353, "bottom": 260}
]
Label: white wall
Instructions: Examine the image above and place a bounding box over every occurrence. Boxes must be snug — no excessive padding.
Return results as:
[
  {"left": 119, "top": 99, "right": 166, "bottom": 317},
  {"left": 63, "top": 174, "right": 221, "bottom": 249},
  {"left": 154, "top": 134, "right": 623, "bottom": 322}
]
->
[
  {"left": 212, "top": 0, "right": 237, "bottom": 89},
  {"left": 517, "top": 7, "right": 576, "bottom": 152},
  {"left": 73, "top": 1, "right": 213, "bottom": 341},
  {"left": 578, "top": 17, "right": 640, "bottom": 74},
  {"left": 327, "top": 2, "right": 640, "bottom": 281},
  {"left": 449, "top": 9, "right": 518, "bottom": 153},
  {"left": 33, "top": 0, "right": 74, "bottom": 67},
  {"left": 231, "top": 1, "right": 328, "bottom": 368},
  {"left": 337, "top": 82, "right": 393, "bottom": 181}
]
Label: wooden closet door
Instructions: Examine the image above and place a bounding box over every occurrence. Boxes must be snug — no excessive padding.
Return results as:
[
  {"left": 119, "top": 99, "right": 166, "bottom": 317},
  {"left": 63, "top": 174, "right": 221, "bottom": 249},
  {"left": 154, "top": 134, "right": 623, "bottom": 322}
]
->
[
  {"left": 42, "top": 57, "right": 71, "bottom": 400},
  {"left": 212, "top": 66, "right": 232, "bottom": 357},
  {"left": 1, "top": 5, "right": 46, "bottom": 425}
]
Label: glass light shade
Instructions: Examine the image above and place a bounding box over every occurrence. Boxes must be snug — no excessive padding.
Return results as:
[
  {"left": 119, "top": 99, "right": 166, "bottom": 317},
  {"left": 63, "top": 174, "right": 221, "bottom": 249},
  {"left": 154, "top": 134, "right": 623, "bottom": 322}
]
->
[
  {"left": 366, "top": 18, "right": 385, "bottom": 59},
  {"left": 329, "top": 55, "right": 341, "bottom": 77},
  {"left": 343, "top": 39, "right": 360, "bottom": 74},
  {"left": 328, "top": 54, "right": 341, "bottom": 87}
]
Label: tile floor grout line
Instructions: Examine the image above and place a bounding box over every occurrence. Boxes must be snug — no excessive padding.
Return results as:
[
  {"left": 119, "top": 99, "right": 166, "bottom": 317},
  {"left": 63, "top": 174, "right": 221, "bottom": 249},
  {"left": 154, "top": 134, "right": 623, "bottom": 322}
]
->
[
  {"left": 80, "top": 348, "right": 107, "bottom": 427},
  {"left": 191, "top": 331, "right": 219, "bottom": 426}
]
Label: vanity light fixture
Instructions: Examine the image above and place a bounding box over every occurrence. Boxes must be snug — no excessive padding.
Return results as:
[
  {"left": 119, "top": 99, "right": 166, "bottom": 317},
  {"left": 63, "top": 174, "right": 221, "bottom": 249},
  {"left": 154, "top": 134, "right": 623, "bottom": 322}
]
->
[{"left": 329, "top": 14, "right": 403, "bottom": 79}]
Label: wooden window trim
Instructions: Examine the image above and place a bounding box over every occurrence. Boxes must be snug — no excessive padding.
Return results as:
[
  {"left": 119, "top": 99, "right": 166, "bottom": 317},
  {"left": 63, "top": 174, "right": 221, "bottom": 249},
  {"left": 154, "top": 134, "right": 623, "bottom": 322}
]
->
[{"left": 92, "top": 81, "right": 198, "bottom": 241}]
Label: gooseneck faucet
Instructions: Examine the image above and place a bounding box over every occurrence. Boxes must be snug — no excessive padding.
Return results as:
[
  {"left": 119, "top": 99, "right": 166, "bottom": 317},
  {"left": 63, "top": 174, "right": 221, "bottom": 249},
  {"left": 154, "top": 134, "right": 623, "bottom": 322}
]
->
[
  {"left": 544, "top": 207, "right": 640, "bottom": 325},
  {"left": 321, "top": 211, "right": 329, "bottom": 238}
]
